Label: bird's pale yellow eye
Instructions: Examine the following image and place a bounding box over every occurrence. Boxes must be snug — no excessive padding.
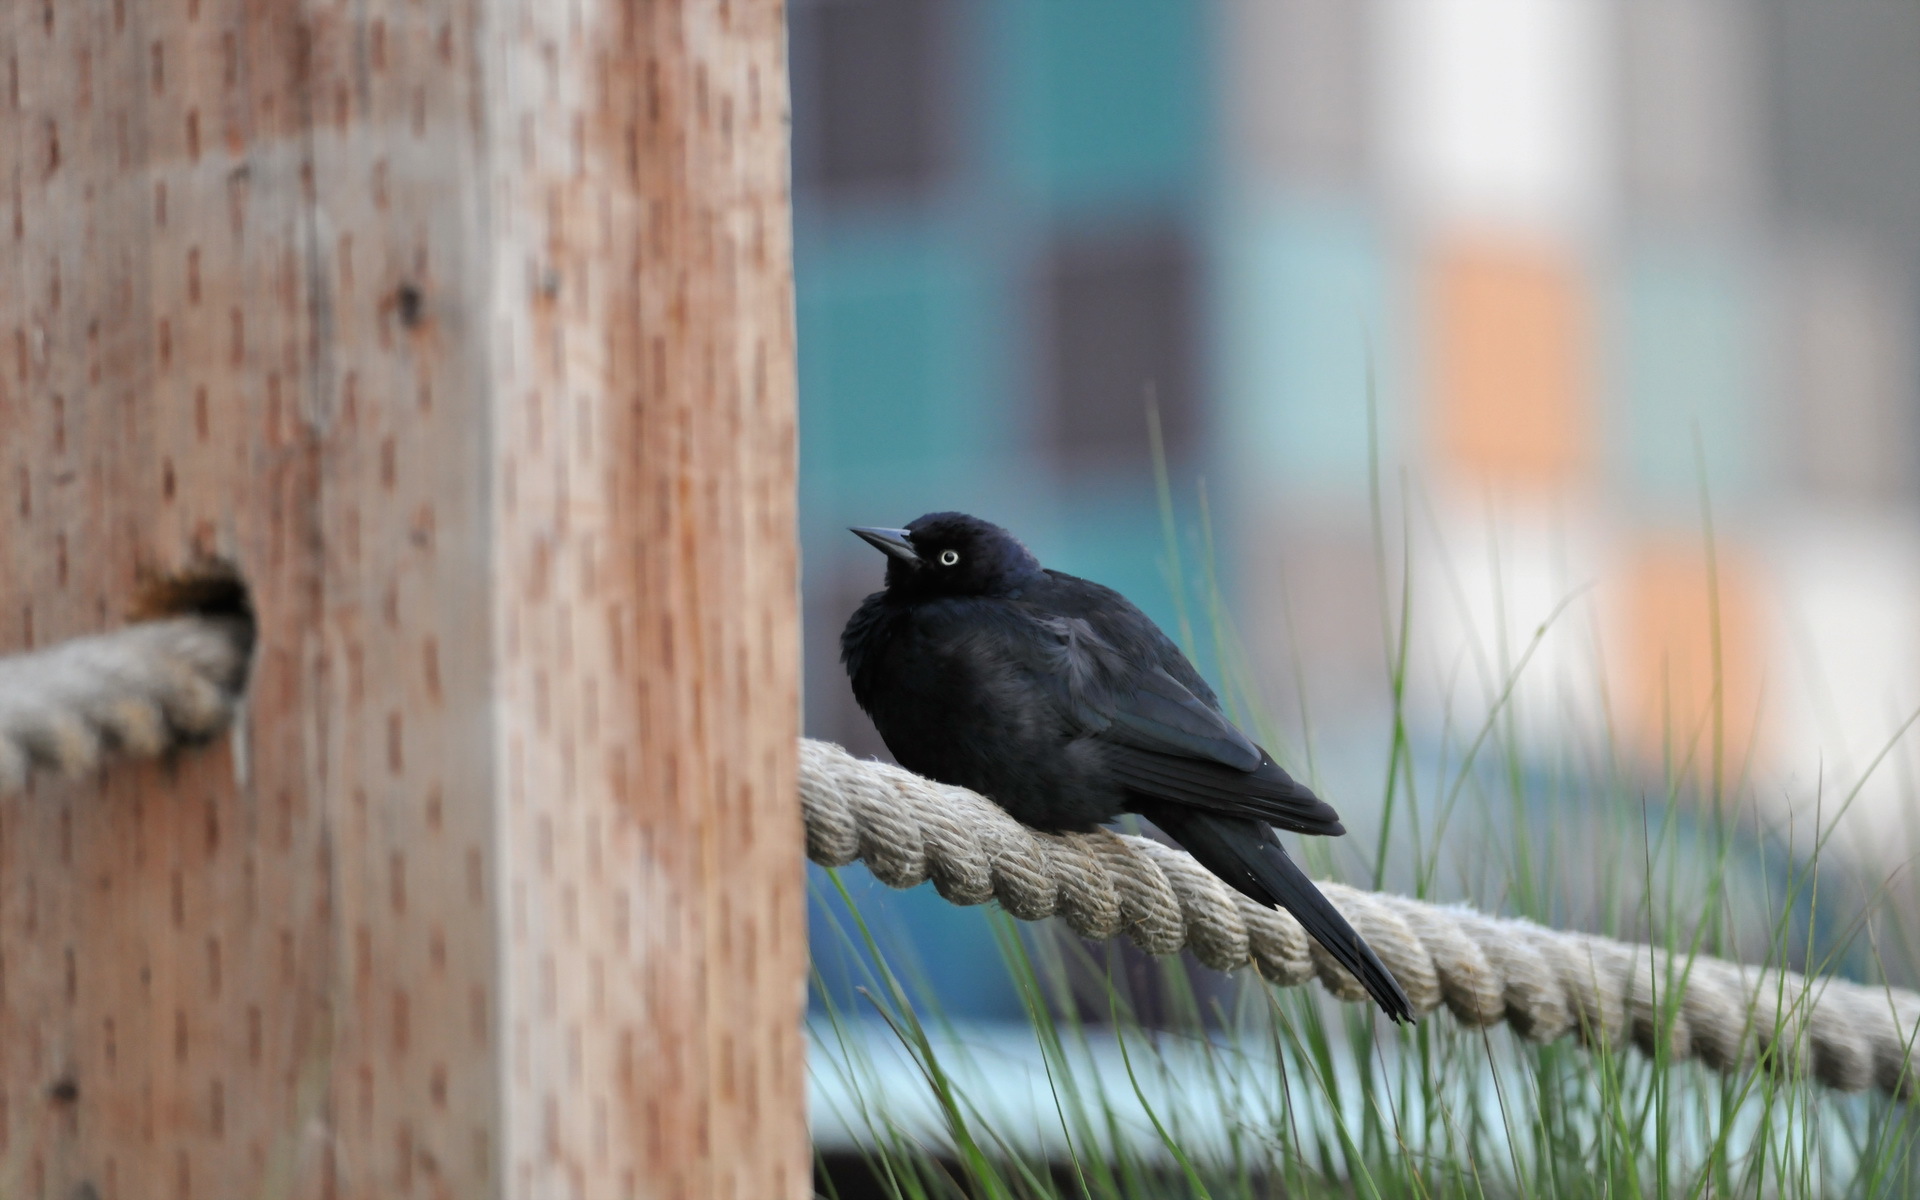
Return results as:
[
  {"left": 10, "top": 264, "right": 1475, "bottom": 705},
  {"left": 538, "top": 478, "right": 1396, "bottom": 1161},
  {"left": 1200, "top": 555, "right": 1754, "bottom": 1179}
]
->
[{"left": 939, "top": 549, "right": 960, "bottom": 566}]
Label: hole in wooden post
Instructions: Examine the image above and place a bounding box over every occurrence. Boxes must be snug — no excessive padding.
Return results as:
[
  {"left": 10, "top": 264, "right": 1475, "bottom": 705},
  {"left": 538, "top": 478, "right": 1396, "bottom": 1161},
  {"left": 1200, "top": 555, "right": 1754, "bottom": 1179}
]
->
[
  {"left": 133, "top": 560, "right": 252, "bottom": 625},
  {"left": 133, "top": 559, "right": 252, "bottom": 630},
  {"left": 131, "top": 560, "right": 259, "bottom": 691}
]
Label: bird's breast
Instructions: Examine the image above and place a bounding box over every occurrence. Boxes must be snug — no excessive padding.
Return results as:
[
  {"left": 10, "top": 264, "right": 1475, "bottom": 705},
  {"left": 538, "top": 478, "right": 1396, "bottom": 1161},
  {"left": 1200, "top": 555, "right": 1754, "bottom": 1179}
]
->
[{"left": 848, "top": 605, "right": 1124, "bottom": 831}]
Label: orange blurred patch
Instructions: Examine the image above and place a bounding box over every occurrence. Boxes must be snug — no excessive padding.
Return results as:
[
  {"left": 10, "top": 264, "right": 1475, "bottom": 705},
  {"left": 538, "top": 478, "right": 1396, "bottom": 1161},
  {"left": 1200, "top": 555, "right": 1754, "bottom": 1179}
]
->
[
  {"left": 1429, "top": 240, "right": 1592, "bottom": 488},
  {"left": 1622, "top": 537, "right": 1764, "bottom": 790}
]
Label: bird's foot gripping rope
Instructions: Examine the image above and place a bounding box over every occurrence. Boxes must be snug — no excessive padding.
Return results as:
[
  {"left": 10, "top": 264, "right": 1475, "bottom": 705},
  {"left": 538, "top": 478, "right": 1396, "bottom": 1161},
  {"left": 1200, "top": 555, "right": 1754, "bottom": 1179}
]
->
[
  {"left": 800, "top": 738, "right": 1920, "bottom": 1100},
  {"left": 0, "top": 615, "right": 1913, "bottom": 1099}
]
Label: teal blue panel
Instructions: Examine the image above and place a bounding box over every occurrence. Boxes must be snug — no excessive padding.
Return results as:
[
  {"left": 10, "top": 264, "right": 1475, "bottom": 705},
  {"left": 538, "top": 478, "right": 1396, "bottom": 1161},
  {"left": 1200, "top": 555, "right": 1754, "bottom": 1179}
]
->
[
  {"left": 1215, "top": 202, "right": 1403, "bottom": 499},
  {"left": 796, "top": 232, "right": 993, "bottom": 495},
  {"left": 993, "top": 0, "right": 1209, "bottom": 206},
  {"left": 1614, "top": 253, "right": 1759, "bottom": 506},
  {"left": 808, "top": 863, "right": 1026, "bottom": 1021}
]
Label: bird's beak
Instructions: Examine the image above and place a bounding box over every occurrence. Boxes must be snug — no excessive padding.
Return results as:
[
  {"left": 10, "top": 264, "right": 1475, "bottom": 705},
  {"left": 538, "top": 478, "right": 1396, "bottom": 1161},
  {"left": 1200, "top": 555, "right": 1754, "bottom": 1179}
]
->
[{"left": 850, "top": 526, "right": 920, "bottom": 564}]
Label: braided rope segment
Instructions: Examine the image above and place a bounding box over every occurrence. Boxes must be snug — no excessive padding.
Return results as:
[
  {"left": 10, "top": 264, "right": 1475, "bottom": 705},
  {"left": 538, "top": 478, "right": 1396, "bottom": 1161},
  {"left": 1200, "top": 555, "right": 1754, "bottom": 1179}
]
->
[
  {"left": 0, "top": 616, "right": 252, "bottom": 796},
  {"left": 801, "top": 738, "right": 1920, "bottom": 1099}
]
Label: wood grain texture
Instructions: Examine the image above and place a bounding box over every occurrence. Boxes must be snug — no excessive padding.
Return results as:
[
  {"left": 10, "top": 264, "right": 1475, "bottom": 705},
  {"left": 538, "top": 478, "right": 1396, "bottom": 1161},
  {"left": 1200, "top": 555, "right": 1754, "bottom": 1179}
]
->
[{"left": 0, "top": 1, "right": 805, "bottom": 1197}]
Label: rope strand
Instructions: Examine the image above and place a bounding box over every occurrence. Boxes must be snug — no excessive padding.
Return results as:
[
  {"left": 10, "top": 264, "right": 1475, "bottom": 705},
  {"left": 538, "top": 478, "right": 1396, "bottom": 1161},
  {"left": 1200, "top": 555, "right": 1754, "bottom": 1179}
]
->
[{"left": 0, "top": 616, "right": 251, "bottom": 794}]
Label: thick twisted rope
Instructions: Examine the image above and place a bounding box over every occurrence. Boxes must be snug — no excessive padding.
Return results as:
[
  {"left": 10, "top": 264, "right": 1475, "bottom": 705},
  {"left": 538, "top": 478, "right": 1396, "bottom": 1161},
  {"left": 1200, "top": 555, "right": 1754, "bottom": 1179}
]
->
[
  {"left": 802, "top": 739, "right": 1920, "bottom": 1100},
  {"left": 2, "top": 617, "right": 1915, "bottom": 1099},
  {"left": 0, "top": 616, "right": 252, "bottom": 794}
]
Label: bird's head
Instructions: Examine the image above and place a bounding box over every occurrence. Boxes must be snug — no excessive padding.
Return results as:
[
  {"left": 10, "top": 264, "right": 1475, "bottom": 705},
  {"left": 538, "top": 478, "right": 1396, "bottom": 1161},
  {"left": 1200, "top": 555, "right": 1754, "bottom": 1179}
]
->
[{"left": 850, "top": 512, "right": 1043, "bottom": 599}]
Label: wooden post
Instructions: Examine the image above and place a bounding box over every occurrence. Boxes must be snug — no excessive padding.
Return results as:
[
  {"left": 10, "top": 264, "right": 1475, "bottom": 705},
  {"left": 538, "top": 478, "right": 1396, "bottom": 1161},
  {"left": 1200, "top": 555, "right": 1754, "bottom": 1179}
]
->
[{"left": 0, "top": 2, "right": 805, "bottom": 1198}]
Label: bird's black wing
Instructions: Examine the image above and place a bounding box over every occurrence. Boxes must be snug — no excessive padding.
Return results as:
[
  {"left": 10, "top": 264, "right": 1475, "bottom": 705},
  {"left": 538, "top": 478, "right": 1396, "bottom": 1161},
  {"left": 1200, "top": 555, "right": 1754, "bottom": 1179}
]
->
[
  {"left": 1032, "top": 614, "right": 1343, "bottom": 835},
  {"left": 1021, "top": 586, "right": 1413, "bottom": 1022}
]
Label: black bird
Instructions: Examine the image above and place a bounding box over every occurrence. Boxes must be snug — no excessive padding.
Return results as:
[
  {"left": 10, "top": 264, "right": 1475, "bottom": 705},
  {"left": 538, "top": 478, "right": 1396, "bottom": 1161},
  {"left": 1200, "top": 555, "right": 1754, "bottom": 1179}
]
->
[{"left": 840, "top": 511, "right": 1415, "bottom": 1023}]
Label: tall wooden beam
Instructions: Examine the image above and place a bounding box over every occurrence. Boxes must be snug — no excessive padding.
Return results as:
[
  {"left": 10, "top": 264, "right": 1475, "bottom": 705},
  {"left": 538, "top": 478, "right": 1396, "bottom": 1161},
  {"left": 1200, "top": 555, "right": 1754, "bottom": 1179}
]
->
[{"left": 0, "top": 2, "right": 806, "bottom": 1197}]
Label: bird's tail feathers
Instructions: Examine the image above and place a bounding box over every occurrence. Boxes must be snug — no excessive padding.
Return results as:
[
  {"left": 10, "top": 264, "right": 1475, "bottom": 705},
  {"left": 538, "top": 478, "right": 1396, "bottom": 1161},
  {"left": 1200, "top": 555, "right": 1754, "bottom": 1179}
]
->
[{"left": 1141, "top": 806, "right": 1415, "bottom": 1023}]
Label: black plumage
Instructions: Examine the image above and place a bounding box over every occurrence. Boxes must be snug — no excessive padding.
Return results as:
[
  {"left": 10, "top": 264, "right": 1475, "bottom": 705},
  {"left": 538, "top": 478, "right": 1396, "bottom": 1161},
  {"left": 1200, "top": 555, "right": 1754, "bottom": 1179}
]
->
[
  {"left": 840, "top": 511, "right": 1415, "bottom": 1023},
  {"left": 837, "top": 506, "right": 1413, "bottom": 1021}
]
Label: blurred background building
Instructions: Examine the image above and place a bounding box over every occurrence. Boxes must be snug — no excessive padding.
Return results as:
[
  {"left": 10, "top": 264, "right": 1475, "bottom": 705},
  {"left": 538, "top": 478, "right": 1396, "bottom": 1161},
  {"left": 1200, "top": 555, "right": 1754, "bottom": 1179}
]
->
[{"left": 794, "top": 0, "right": 1920, "bottom": 1023}]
